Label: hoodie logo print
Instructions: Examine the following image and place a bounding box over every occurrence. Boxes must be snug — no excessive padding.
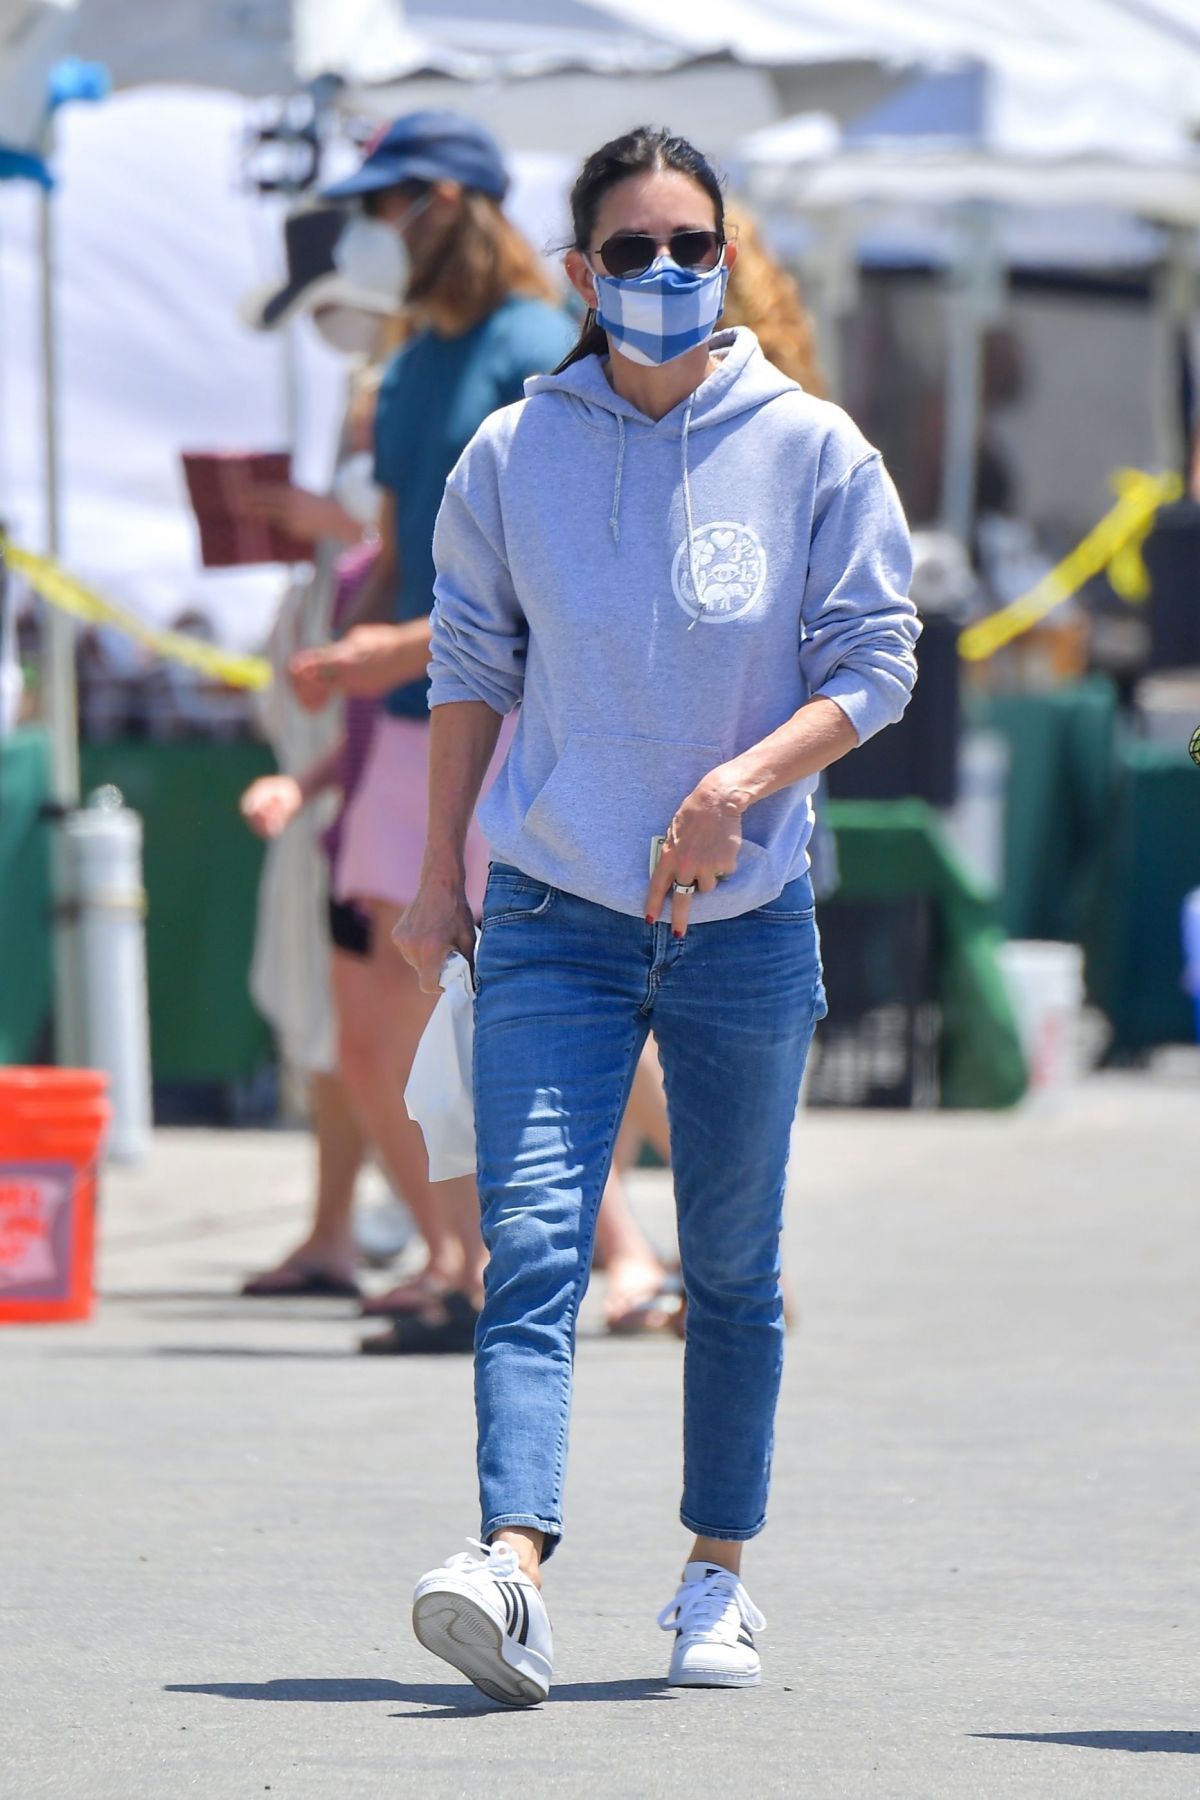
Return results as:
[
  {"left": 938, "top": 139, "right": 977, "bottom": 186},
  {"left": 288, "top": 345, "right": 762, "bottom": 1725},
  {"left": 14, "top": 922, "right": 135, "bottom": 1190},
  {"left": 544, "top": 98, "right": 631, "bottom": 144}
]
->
[{"left": 671, "top": 522, "right": 767, "bottom": 624}]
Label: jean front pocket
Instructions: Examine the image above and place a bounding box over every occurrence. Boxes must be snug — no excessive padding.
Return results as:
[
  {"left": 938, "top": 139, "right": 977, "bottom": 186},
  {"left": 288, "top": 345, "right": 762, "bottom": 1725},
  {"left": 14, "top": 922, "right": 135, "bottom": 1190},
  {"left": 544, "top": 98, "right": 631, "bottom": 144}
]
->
[
  {"left": 750, "top": 872, "right": 816, "bottom": 923},
  {"left": 481, "top": 862, "right": 557, "bottom": 928}
]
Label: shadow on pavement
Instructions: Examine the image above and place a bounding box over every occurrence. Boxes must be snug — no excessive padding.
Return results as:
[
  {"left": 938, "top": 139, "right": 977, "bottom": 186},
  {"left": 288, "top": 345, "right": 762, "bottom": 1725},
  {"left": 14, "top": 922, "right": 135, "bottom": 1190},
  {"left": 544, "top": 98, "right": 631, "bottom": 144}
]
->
[
  {"left": 47, "top": 1346, "right": 357, "bottom": 1361},
  {"left": 166, "top": 1679, "right": 410, "bottom": 1703},
  {"left": 100, "top": 1289, "right": 277, "bottom": 1304},
  {"left": 392, "top": 1678, "right": 675, "bottom": 1717},
  {"left": 974, "top": 1732, "right": 1200, "bottom": 1755},
  {"left": 165, "top": 1677, "right": 673, "bottom": 1715}
]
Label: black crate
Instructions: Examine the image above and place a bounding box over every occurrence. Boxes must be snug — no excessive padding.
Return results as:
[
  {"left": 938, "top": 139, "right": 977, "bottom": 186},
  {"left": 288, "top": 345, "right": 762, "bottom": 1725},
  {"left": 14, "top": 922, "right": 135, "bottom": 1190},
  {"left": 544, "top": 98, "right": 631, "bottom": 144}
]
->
[{"left": 809, "top": 895, "right": 940, "bottom": 1108}]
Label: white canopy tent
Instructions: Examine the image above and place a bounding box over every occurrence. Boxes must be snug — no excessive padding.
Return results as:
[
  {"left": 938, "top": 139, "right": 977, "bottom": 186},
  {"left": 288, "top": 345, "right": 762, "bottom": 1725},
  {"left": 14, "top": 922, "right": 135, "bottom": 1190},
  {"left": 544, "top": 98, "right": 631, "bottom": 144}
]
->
[
  {"left": 738, "top": 45, "right": 1200, "bottom": 543},
  {"left": 740, "top": 50, "right": 1200, "bottom": 225},
  {"left": 293, "top": 0, "right": 1200, "bottom": 141},
  {"left": 294, "top": 0, "right": 916, "bottom": 157}
]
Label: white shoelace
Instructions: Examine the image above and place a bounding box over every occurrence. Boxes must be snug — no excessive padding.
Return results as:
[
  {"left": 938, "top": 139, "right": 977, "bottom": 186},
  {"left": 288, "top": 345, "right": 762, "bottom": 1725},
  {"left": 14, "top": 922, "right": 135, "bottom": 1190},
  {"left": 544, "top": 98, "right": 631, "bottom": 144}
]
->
[
  {"left": 443, "top": 1537, "right": 521, "bottom": 1580},
  {"left": 657, "top": 1569, "right": 767, "bottom": 1642}
]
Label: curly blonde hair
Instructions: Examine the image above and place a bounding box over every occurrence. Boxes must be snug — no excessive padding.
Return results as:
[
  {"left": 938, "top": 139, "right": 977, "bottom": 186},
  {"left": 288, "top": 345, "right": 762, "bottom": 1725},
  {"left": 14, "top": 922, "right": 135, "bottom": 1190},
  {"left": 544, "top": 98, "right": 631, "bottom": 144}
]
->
[{"left": 722, "top": 207, "right": 825, "bottom": 397}]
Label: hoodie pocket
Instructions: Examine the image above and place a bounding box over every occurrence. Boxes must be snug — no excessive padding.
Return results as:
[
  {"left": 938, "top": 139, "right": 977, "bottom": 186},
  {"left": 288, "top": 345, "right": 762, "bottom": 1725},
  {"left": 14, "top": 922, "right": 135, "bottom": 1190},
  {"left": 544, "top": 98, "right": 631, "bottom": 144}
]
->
[{"left": 519, "top": 733, "right": 725, "bottom": 896}]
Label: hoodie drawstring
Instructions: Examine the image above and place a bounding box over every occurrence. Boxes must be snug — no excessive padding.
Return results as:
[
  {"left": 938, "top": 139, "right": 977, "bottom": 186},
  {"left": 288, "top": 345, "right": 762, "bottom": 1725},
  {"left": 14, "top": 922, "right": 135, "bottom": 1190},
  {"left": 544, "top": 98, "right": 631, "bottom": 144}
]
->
[
  {"left": 609, "top": 412, "right": 626, "bottom": 544},
  {"left": 610, "top": 392, "right": 703, "bottom": 627},
  {"left": 681, "top": 392, "right": 703, "bottom": 631}
]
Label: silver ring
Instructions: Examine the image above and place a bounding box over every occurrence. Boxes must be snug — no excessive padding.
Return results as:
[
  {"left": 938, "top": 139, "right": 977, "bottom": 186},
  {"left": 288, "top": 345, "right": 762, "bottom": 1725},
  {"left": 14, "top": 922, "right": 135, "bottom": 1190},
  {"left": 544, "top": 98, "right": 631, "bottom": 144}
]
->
[{"left": 672, "top": 880, "right": 698, "bottom": 896}]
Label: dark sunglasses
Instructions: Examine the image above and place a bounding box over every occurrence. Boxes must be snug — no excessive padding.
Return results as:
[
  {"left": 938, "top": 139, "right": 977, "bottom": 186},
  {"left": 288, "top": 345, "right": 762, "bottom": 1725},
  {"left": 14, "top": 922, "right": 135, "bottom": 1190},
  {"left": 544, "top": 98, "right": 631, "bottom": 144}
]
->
[{"left": 593, "top": 229, "right": 724, "bottom": 279}]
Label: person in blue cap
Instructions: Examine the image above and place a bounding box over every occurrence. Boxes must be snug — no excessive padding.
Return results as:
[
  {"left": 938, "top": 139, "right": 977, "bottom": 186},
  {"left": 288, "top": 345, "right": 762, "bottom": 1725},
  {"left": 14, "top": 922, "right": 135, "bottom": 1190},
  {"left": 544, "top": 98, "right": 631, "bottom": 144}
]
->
[{"left": 289, "top": 113, "right": 576, "bottom": 1354}]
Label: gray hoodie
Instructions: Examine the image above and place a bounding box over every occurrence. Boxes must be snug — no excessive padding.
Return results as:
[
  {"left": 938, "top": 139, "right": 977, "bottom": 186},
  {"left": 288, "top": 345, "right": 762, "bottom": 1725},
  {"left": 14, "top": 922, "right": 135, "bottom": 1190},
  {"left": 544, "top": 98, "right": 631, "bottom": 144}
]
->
[{"left": 428, "top": 326, "right": 919, "bottom": 923}]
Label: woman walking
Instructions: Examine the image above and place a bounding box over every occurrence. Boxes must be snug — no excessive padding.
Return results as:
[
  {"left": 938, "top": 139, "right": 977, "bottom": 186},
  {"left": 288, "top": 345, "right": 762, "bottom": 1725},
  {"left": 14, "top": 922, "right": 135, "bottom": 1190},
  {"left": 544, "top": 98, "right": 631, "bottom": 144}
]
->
[
  {"left": 291, "top": 112, "right": 577, "bottom": 1348},
  {"left": 398, "top": 127, "right": 919, "bottom": 1703}
]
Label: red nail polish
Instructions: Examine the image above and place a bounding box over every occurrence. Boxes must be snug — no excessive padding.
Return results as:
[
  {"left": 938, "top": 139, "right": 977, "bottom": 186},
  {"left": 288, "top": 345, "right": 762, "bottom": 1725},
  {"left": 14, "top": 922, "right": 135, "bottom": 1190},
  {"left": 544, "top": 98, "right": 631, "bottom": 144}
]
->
[
  {"left": 645, "top": 915, "right": 655, "bottom": 926},
  {"left": 672, "top": 929, "right": 684, "bottom": 939}
]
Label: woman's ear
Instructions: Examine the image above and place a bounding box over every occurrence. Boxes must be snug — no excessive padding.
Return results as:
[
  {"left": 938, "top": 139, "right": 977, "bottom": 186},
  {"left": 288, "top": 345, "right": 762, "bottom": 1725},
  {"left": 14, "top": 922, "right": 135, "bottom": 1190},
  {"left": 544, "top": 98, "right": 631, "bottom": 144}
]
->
[
  {"left": 723, "top": 240, "right": 739, "bottom": 275},
  {"left": 564, "top": 248, "right": 597, "bottom": 311}
]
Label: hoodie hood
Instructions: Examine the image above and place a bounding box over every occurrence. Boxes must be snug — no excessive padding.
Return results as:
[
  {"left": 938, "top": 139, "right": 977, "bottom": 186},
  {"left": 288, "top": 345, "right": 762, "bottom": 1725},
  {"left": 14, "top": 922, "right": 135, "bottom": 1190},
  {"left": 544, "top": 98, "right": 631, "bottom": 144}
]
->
[
  {"left": 524, "top": 327, "right": 798, "bottom": 606},
  {"left": 523, "top": 325, "right": 796, "bottom": 435}
]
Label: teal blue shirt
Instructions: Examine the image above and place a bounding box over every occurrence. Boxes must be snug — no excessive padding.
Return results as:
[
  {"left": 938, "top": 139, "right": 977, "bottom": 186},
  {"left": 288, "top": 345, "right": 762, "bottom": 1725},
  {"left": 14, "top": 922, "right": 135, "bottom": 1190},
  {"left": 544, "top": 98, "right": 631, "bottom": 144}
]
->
[{"left": 373, "top": 294, "right": 577, "bottom": 719}]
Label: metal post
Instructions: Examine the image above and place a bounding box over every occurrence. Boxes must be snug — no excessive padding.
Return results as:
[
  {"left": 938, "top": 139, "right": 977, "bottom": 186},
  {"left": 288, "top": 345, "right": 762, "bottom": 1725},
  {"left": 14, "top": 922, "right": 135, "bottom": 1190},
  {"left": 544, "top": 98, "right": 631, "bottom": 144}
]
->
[
  {"left": 1149, "top": 226, "right": 1195, "bottom": 479},
  {"left": 804, "top": 211, "right": 857, "bottom": 405},
  {"left": 940, "top": 203, "right": 1004, "bottom": 553},
  {"left": 39, "top": 175, "right": 86, "bottom": 1065},
  {"left": 39, "top": 181, "right": 78, "bottom": 805}
]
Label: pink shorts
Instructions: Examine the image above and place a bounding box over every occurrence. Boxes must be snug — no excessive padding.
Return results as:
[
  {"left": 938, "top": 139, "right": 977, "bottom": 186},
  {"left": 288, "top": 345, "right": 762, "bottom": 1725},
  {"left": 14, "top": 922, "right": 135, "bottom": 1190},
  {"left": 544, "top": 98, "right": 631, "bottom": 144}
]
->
[{"left": 335, "top": 712, "right": 505, "bottom": 916}]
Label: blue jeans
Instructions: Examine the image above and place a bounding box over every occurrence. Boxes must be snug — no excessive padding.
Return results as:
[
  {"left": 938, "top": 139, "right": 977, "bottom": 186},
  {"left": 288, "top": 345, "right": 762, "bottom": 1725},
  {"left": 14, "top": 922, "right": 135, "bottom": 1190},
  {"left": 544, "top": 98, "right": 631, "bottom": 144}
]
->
[{"left": 472, "top": 863, "right": 826, "bottom": 1558}]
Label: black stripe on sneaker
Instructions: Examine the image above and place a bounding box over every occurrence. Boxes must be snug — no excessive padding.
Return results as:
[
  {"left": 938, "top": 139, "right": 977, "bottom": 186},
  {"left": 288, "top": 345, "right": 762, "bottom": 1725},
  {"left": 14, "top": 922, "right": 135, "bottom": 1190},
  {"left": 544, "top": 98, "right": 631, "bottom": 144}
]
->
[
  {"left": 515, "top": 1584, "right": 530, "bottom": 1646},
  {"left": 737, "top": 1629, "right": 755, "bottom": 1648},
  {"left": 498, "top": 1583, "right": 517, "bottom": 1637}
]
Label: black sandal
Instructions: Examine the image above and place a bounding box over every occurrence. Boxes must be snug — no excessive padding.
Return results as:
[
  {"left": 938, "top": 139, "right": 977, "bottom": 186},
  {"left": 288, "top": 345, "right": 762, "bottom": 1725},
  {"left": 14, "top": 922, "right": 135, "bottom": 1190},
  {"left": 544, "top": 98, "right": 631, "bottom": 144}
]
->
[
  {"left": 357, "top": 1291, "right": 480, "bottom": 1356},
  {"left": 242, "top": 1264, "right": 361, "bottom": 1300}
]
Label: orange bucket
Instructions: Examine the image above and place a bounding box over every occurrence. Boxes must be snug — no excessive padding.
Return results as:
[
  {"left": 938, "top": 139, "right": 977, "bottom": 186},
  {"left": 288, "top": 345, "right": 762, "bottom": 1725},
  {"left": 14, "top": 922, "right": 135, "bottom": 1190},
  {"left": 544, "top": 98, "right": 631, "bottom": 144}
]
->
[{"left": 0, "top": 1068, "right": 111, "bottom": 1323}]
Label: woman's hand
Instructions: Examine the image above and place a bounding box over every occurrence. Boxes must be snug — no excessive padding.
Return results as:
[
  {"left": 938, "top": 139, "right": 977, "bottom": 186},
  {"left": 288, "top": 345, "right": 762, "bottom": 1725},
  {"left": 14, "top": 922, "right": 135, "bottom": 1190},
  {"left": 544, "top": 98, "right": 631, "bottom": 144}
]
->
[
  {"left": 644, "top": 771, "right": 746, "bottom": 937},
  {"left": 239, "top": 774, "right": 303, "bottom": 839},
  {"left": 287, "top": 624, "right": 422, "bottom": 711},
  {"left": 287, "top": 646, "right": 342, "bottom": 712},
  {"left": 236, "top": 482, "right": 363, "bottom": 547},
  {"left": 394, "top": 873, "right": 477, "bottom": 996}
]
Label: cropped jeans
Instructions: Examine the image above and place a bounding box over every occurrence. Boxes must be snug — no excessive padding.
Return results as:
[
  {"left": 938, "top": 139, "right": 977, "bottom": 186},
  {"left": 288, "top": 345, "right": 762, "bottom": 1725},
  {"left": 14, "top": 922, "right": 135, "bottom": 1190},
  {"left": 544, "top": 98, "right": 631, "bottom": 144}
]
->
[{"left": 472, "top": 862, "right": 826, "bottom": 1558}]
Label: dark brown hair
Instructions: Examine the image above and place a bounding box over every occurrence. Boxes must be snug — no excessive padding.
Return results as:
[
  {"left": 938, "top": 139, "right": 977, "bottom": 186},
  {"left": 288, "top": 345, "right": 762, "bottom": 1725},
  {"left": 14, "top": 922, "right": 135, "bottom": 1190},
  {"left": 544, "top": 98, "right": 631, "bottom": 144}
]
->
[{"left": 555, "top": 126, "right": 725, "bottom": 373}]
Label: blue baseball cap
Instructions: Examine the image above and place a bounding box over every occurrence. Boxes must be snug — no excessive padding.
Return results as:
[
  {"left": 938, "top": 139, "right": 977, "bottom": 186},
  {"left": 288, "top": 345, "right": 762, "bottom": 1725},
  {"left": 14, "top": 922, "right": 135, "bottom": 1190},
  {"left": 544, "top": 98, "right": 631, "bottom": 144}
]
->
[{"left": 323, "top": 110, "right": 509, "bottom": 204}]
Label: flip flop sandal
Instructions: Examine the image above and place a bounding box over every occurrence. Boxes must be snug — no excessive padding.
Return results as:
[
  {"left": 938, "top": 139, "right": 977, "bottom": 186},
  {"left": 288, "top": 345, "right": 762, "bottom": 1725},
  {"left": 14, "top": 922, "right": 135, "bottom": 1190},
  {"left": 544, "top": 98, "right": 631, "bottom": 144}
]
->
[
  {"left": 241, "top": 1264, "right": 361, "bottom": 1300},
  {"left": 359, "top": 1271, "right": 450, "bottom": 1318},
  {"left": 605, "top": 1272, "right": 685, "bottom": 1336},
  {"left": 358, "top": 1291, "right": 480, "bottom": 1356}
]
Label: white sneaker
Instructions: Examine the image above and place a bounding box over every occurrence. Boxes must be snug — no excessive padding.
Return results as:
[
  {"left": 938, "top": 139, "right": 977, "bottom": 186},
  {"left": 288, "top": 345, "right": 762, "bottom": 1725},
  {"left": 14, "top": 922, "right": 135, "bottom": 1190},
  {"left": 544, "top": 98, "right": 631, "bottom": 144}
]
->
[
  {"left": 412, "top": 1539, "right": 553, "bottom": 1707},
  {"left": 658, "top": 1562, "right": 767, "bottom": 1688}
]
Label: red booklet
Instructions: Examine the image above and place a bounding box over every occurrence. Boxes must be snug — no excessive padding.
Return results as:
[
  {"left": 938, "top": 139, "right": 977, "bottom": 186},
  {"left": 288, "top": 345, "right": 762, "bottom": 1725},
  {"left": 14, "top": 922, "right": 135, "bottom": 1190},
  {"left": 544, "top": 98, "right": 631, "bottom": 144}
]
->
[{"left": 181, "top": 450, "right": 314, "bottom": 567}]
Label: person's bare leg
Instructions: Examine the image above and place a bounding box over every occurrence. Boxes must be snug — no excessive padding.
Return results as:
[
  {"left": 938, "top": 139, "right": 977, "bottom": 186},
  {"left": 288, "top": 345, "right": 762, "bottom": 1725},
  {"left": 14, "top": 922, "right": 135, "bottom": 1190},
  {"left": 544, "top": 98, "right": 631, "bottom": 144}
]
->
[
  {"left": 595, "top": 1126, "right": 669, "bottom": 1325},
  {"left": 687, "top": 1536, "right": 742, "bottom": 1576},
  {"left": 623, "top": 1039, "right": 672, "bottom": 1162},
  {"left": 494, "top": 1527, "right": 544, "bottom": 1589},
  {"left": 303, "top": 1071, "right": 368, "bottom": 1274},
  {"left": 334, "top": 927, "right": 463, "bottom": 1288},
  {"left": 594, "top": 1047, "right": 675, "bottom": 1325},
  {"left": 366, "top": 900, "right": 486, "bottom": 1307},
  {"left": 242, "top": 1066, "right": 367, "bottom": 1290}
]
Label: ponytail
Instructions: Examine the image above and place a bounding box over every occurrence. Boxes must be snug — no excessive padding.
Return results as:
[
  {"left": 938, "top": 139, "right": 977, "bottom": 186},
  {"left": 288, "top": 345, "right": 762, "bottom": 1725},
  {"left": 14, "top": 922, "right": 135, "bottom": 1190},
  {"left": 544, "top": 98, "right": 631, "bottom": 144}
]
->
[{"left": 553, "top": 310, "right": 608, "bottom": 375}]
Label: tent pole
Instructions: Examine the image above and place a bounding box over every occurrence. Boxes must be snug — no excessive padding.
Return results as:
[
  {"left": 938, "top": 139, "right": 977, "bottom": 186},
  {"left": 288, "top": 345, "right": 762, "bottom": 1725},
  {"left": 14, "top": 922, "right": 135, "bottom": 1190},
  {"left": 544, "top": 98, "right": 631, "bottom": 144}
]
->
[
  {"left": 1149, "top": 226, "right": 1194, "bottom": 477},
  {"left": 940, "top": 203, "right": 1002, "bottom": 553},
  {"left": 39, "top": 175, "right": 86, "bottom": 1064},
  {"left": 39, "top": 183, "right": 78, "bottom": 804},
  {"left": 805, "top": 211, "right": 856, "bottom": 404}
]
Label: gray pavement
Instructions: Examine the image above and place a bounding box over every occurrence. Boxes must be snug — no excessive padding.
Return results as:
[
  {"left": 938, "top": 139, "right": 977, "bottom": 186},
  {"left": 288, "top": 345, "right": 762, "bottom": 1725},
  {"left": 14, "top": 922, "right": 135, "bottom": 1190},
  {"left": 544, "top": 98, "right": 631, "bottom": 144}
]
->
[{"left": 3, "top": 1071, "right": 1199, "bottom": 1798}]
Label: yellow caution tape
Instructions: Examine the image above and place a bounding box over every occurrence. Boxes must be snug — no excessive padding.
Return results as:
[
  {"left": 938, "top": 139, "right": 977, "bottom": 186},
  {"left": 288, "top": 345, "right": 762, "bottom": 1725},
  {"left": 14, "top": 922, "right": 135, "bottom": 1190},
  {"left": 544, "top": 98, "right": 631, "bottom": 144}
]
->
[
  {"left": 0, "top": 536, "right": 273, "bottom": 691},
  {"left": 3, "top": 466, "right": 1183, "bottom": 683},
  {"left": 958, "top": 468, "right": 1183, "bottom": 663}
]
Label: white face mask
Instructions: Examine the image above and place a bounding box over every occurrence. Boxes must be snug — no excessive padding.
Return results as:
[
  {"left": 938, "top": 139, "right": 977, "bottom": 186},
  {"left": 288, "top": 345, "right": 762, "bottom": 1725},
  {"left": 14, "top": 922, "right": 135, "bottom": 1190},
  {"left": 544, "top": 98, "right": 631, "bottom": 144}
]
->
[
  {"left": 333, "top": 196, "right": 429, "bottom": 304},
  {"left": 310, "top": 305, "right": 383, "bottom": 357}
]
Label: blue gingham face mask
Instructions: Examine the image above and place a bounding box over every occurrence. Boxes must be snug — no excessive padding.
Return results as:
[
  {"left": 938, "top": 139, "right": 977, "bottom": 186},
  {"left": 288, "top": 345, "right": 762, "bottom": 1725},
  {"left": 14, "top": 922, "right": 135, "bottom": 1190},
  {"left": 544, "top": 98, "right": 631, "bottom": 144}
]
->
[{"left": 590, "top": 254, "right": 729, "bottom": 368}]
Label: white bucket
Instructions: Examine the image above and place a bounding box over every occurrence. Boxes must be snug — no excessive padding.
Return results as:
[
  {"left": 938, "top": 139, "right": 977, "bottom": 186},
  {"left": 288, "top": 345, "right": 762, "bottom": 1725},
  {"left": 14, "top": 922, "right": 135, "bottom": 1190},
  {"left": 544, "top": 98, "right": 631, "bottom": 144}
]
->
[{"left": 995, "top": 940, "right": 1085, "bottom": 1098}]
